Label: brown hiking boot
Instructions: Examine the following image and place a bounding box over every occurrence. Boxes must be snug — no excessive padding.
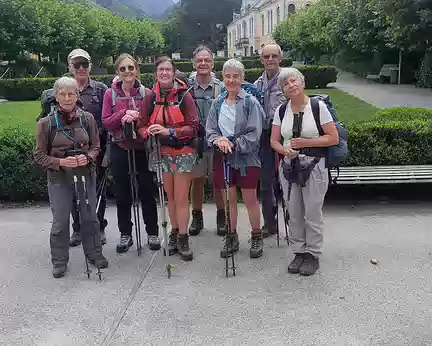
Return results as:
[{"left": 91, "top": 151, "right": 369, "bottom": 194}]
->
[
  {"left": 189, "top": 210, "right": 204, "bottom": 236},
  {"left": 177, "top": 233, "right": 193, "bottom": 261},
  {"left": 249, "top": 231, "right": 263, "bottom": 258}
]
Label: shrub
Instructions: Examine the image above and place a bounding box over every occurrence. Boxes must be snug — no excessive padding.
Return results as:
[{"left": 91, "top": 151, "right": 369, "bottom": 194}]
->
[{"left": 0, "top": 66, "right": 337, "bottom": 100}]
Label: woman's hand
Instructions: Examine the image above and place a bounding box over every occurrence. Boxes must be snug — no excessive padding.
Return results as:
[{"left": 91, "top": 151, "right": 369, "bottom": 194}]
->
[
  {"left": 148, "top": 124, "right": 170, "bottom": 136},
  {"left": 121, "top": 110, "right": 139, "bottom": 124},
  {"left": 59, "top": 157, "right": 78, "bottom": 168},
  {"left": 283, "top": 148, "right": 299, "bottom": 159},
  {"left": 76, "top": 154, "right": 88, "bottom": 167},
  {"left": 290, "top": 138, "right": 309, "bottom": 150},
  {"left": 215, "top": 137, "right": 234, "bottom": 154}
]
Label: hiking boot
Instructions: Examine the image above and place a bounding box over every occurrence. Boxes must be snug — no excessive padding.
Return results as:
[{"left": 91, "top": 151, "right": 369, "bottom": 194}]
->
[
  {"left": 116, "top": 234, "right": 133, "bottom": 254},
  {"left": 220, "top": 232, "right": 239, "bottom": 258},
  {"left": 88, "top": 254, "right": 109, "bottom": 269},
  {"left": 261, "top": 224, "right": 278, "bottom": 238},
  {"left": 216, "top": 209, "right": 227, "bottom": 236},
  {"left": 100, "top": 230, "right": 107, "bottom": 246},
  {"left": 168, "top": 229, "right": 179, "bottom": 256},
  {"left": 287, "top": 253, "right": 305, "bottom": 274},
  {"left": 299, "top": 253, "right": 319, "bottom": 276},
  {"left": 249, "top": 231, "right": 263, "bottom": 258},
  {"left": 52, "top": 264, "right": 67, "bottom": 278},
  {"left": 189, "top": 210, "right": 204, "bottom": 236},
  {"left": 148, "top": 235, "right": 161, "bottom": 251},
  {"left": 177, "top": 233, "right": 193, "bottom": 261},
  {"left": 69, "top": 231, "right": 81, "bottom": 247}
]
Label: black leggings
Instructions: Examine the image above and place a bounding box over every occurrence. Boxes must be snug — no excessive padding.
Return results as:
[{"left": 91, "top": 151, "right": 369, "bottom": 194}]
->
[{"left": 110, "top": 143, "right": 158, "bottom": 237}]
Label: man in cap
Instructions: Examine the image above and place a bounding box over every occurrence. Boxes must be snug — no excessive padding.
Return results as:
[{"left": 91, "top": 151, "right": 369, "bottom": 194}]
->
[{"left": 67, "top": 49, "right": 109, "bottom": 246}]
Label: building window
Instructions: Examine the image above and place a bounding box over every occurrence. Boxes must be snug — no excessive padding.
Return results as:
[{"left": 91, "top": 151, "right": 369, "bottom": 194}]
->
[
  {"left": 288, "top": 3, "right": 296, "bottom": 13},
  {"left": 284, "top": 0, "right": 287, "bottom": 18},
  {"left": 242, "top": 20, "right": 247, "bottom": 38},
  {"left": 276, "top": 6, "right": 280, "bottom": 26},
  {"left": 229, "top": 32, "right": 232, "bottom": 47},
  {"left": 267, "top": 10, "right": 271, "bottom": 34},
  {"left": 261, "top": 14, "right": 265, "bottom": 35},
  {"left": 270, "top": 10, "right": 273, "bottom": 31}
]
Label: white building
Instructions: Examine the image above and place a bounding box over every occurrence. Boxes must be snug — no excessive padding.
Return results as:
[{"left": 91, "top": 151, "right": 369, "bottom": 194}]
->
[{"left": 226, "top": 0, "right": 314, "bottom": 57}]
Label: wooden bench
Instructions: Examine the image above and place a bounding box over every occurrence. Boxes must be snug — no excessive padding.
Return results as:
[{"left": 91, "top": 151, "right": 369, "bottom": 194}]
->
[
  {"left": 330, "top": 165, "right": 432, "bottom": 185},
  {"left": 366, "top": 64, "right": 399, "bottom": 84}
]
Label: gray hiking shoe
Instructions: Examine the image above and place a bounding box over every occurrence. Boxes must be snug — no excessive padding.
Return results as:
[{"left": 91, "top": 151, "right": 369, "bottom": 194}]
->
[
  {"left": 88, "top": 254, "right": 109, "bottom": 269},
  {"left": 220, "top": 232, "right": 240, "bottom": 258},
  {"left": 116, "top": 234, "right": 133, "bottom": 254},
  {"left": 216, "top": 210, "right": 227, "bottom": 236},
  {"left": 52, "top": 264, "right": 67, "bottom": 278},
  {"left": 69, "top": 231, "right": 81, "bottom": 247},
  {"left": 178, "top": 234, "right": 193, "bottom": 261},
  {"left": 261, "top": 224, "right": 278, "bottom": 238},
  {"left": 299, "top": 253, "right": 319, "bottom": 276},
  {"left": 288, "top": 253, "right": 305, "bottom": 274},
  {"left": 249, "top": 232, "right": 263, "bottom": 258},
  {"left": 148, "top": 235, "right": 161, "bottom": 250}
]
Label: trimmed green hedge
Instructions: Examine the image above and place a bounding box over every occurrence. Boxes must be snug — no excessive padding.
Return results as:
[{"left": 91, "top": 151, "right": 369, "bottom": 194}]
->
[
  {"left": 1, "top": 107, "right": 432, "bottom": 202},
  {"left": 0, "top": 65, "right": 337, "bottom": 101}
]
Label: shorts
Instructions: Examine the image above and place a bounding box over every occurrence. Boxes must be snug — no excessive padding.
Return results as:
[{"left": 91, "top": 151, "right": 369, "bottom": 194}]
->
[
  {"left": 149, "top": 151, "right": 198, "bottom": 174},
  {"left": 191, "top": 151, "right": 213, "bottom": 178},
  {"left": 212, "top": 154, "right": 260, "bottom": 190}
]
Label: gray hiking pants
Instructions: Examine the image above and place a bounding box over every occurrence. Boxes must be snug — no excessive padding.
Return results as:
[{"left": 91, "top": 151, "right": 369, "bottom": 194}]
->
[
  {"left": 279, "top": 156, "right": 328, "bottom": 258},
  {"left": 259, "top": 130, "right": 277, "bottom": 229},
  {"left": 47, "top": 170, "right": 102, "bottom": 266}
]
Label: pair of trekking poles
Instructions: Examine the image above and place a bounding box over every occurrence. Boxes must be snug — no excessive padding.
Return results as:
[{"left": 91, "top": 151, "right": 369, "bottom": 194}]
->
[{"left": 68, "top": 150, "right": 103, "bottom": 281}]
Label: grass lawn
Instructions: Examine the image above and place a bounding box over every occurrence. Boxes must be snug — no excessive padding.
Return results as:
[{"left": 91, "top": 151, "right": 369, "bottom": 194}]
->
[
  {"left": 0, "top": 101, "right": 40, "bottom": 132},
  {"left": 0, "top": 88, "right": 377, "bottom": 132},
  {"left": 306, "top": 88, "right": 378, "bottom": 123}
]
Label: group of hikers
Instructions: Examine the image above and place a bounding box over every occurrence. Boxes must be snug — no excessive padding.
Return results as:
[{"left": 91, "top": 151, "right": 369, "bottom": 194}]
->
[{"left": 34, "top": 43, "right": 343, "bottom": 279}]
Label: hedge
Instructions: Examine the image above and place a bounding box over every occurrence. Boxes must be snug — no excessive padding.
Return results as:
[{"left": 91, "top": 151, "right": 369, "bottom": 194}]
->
[
  {"left": 1, "top": 107, "right": 432, "bottom": 202},
  {"left": 0, "top": 65, "right": 336, "bottom": 101}
]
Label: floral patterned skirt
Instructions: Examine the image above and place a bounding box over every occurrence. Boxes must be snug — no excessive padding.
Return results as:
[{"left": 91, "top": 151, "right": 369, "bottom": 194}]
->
[{"left": 149, "top": 151, "right": 198, "bottom": 174}]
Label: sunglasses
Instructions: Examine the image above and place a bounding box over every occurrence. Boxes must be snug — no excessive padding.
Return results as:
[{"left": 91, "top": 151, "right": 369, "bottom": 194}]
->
[
  {"left": 119, "top": 65, "right": 135, "bottom": 73},
  {"left": 73, "top": 61, "right": 89, "bottom": 69}
]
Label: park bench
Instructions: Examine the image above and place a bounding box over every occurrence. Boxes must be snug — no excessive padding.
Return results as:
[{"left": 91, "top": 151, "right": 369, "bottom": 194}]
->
[
  {"left": 366, "top": 64, "right": 399, "bottom": 84},
  {"left": 330, "top": 165, "right": 432, "bottom": 185}
]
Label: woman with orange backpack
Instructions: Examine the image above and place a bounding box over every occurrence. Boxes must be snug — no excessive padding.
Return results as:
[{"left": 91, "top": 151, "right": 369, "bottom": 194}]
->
[{"left": 138, "top": 56, "right": 199, "bottom": 261}]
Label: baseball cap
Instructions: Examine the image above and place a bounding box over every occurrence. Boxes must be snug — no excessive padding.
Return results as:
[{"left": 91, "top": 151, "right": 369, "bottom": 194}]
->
[{"left": 68, "top": 48, "right": 91, "bottom": 62}]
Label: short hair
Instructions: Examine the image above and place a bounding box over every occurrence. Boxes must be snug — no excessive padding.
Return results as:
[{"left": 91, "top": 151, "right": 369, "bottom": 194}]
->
[
  {"left": 277, "top": 67, "right": 305, "bottom": 88},
  {"left": 53, "top": 77, "right": 78, "bottom": 94},
  {"left": 222, "top": 58, "right": 245, "bottom": 76},
  {"left": 193, "top": 45, "right": 213, "bottom": 60},
  {"left": 155, "top": 56, "right": 176, "bottom": 71},
  {"left": 260, "top": 43, "right": 283, "bottom": 57},
  {"left": 115, "top": 53, "right": 140, "bottom": 74}
]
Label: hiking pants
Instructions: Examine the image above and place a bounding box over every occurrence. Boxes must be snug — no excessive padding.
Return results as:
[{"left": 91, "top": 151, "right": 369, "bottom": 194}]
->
[
  {"left": 110, "top": 143, "right": 159, "bottom": 237},
  {"left": 279, "top": 157, "right": 329, "bottom": 258},
  {"left": 259, "top": 130, "right": 277, "bottom": 230},
  {"left": 48, "top": 171, "right": 103, "bottom": 266},
  {"left": 72, "top": 131, "right": 108, "bottom": 233}
]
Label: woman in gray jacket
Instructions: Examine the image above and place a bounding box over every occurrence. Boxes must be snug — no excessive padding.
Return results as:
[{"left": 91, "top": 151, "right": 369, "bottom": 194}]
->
[{"left": 206, "top": 59, "right": 264, "bottom": 259}]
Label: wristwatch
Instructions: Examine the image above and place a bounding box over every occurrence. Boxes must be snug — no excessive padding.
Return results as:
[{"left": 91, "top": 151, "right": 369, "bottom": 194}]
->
[{"left": 169, "top": 128, "right": 175, "bottom": 138}]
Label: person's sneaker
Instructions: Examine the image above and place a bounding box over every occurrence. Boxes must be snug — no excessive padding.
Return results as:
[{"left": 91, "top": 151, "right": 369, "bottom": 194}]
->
[
  {"left": 261, "top": 225, "right": 278, "bottom": 238},
  {"left": 177, "top": 233, "right": 193, "bottom": 261},
  {"left": 216, "top": 209, "right": 227, "bottom": 236},
  {"left": 148, "top": 235, "right": 161, "bottom": 250},
  {"left": 116, "top": 234, "right": 133, "bottom": 254},
  {"left": 100, "top": 230, "right": 107, "bottom": 246},
  {"left": 220, "top": 232, "right": 239, "bottom": 258},
  {"left": 287, "top": 253, "right": 305, "bottom": 274},
  {"left": 168, "top": 229, "right": 179, "bottom": 256},
  {"left": 69, "top": 231, "right": 82, "bottom": 247},
  {"left": 88, "top": 255, "right": 109, "bottom": 269},
  {"left": 299, "top": 253, "right": 319, "bottom": 276},
  {"left": 249, "top": 231, "right": 263, "bottom": 258},
  {"left": 189, "top": 210, "right": 204, "bottom": 236},
  {"left": 52, "top": 264, "right": 67, "bottom": 278}
]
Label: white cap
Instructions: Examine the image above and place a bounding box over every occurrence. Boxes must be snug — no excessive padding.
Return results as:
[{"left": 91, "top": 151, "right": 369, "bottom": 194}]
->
[{"left": 68, "top": 48, "right": 91, "bottom": 62}]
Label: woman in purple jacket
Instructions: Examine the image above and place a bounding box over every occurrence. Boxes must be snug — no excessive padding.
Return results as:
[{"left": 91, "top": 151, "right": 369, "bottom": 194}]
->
[{"left": 102, "top": 53, "right": 159, "bottom": 254}]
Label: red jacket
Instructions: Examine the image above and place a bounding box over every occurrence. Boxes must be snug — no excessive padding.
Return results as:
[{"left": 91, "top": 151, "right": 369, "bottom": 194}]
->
[
  {"left": 137, "top": 79, "right": 199, "bottom": 155},
  {"left": 102, "top": 79, "right": 150, "bottom": 150}
]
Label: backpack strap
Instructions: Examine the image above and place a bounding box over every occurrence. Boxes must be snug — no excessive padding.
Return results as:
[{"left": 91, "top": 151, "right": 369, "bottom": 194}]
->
[
  {"left": 111, "top": 89, "right": 117, "bottom": 109},
  {"left": 278, "top": 102, "right": 288, "bottom": 124},
  {"left": 310, "top": 97, "right": 324, "bottom": 136}
]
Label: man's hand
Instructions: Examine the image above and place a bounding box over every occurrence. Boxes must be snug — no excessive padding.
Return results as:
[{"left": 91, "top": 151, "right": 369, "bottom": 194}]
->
[
  {"left": 76, "top": 154, "right": 88, "bottom": 167},
  {"left": 59, "top": 157, "right": 78, "bottom": 168}
]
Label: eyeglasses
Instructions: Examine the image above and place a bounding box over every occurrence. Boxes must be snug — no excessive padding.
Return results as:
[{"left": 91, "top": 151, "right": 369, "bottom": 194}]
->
[
  {"left": 195, "top": 58, "right": 213, "bottom": 64},
  {"left": 262, "top": 54, "right": 280, "bottom": 60},
  {"left": 73, "top": 61, "right": 89, "bottom": 69},
  {"left": 119, "top": 65, "right": 135, "bottom": 73}
]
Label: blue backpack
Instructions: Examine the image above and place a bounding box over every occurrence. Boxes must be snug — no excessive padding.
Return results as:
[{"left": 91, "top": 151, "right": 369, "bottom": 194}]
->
[{"left": 278, "top": 94, "right": 348, "bottom": 182}]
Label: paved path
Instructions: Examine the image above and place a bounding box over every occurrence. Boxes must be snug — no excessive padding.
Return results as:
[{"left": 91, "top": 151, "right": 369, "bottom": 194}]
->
[
  {"left": 1, "top": 202, "right": 432, "bottom": 345},
  {"left": 330, "top": 70, "right": 432, "bottom": 109}
]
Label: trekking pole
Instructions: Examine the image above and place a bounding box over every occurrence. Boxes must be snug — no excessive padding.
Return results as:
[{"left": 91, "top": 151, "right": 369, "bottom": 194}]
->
[
  {"left": 96, "top": 141, "right": 110, "bottom": 215},
  {"left": 275, "top": 154, "right": 289, "bottom": 246},
  {"left": 154, "top": 136, "right": 173, "bottom": 278},
  {"left": 81, "top": 173, "right": 102, "bottom": 281},
  {"left": 72, "top": 172, "right": 92, "bottom": 279},
  {"left": 124, "top": 121, "right": 142, "bottom": 256},
  {"left": 222, "top": 152, "right": 236, "bottom": 278}
]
